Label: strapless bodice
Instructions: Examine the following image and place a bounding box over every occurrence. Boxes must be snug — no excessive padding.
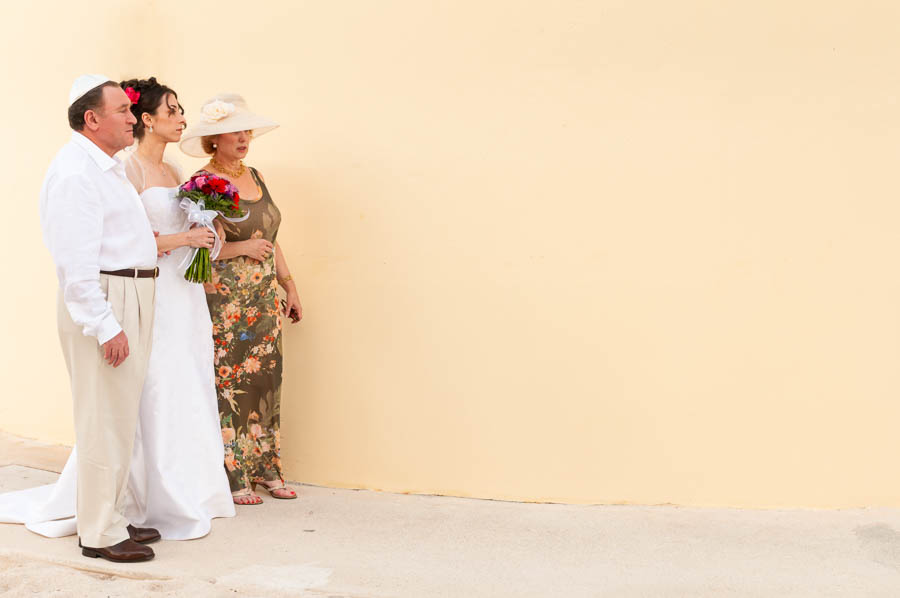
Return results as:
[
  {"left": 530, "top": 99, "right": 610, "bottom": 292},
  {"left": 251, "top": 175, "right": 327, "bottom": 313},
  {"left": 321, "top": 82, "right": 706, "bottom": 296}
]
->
[{"left": 140, "top": 187, "right": 186, "bottom": 235}]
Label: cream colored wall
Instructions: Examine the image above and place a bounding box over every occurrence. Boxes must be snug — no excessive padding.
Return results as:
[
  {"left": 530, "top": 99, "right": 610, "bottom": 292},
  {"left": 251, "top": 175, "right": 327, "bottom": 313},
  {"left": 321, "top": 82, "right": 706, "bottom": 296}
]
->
[{"left": 4, "top": 1, "right": 900, "bottom": 508}]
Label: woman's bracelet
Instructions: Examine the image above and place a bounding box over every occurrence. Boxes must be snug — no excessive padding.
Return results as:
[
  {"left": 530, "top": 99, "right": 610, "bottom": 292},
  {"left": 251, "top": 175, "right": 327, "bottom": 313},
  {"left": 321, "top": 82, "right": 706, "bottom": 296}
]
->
[{"left": 278, "top": 275, "right": 293, "bottom": 287}]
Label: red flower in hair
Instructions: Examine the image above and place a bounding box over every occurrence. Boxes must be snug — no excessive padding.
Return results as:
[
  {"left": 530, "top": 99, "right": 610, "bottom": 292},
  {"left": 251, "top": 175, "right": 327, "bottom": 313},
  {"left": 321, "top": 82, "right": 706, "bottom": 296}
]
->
[{"left": 124, "top": 87, "right": 140, "bottom": 105}]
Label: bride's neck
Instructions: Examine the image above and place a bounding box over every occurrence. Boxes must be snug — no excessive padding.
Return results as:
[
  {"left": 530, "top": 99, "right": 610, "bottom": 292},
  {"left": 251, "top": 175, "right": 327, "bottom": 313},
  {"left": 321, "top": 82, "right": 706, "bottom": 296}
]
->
[{"left": 136, "top": 135, "right": 167, "bottom": 164}]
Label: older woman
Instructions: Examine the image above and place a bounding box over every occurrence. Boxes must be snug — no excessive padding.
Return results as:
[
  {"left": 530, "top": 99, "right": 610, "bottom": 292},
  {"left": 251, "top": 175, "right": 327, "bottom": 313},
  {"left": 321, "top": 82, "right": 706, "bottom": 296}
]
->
[{"left": 180, "top": 94, "right": 303, "bottom": 505}]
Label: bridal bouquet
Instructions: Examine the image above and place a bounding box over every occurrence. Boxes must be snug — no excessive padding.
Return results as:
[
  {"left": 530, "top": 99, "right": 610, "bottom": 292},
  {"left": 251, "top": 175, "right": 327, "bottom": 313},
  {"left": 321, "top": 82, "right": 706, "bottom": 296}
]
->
[{"left": 176, "top": 172, "right": 247, "bottom": 283}]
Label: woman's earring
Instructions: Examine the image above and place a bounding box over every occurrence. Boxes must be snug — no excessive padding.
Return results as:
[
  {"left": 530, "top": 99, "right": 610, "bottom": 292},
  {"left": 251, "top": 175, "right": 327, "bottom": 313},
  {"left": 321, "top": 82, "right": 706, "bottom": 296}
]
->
[
  {"left": 212, "top": 143, "right": 217, "bottom": 149},
  {"left": 149, "top": 125, "right": 154, "bottom": 133}
]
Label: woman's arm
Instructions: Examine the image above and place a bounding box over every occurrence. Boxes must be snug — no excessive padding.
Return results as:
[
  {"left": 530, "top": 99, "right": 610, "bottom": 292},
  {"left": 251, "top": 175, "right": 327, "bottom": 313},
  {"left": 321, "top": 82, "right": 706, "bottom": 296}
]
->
[
  {"left": 215, "top": 239, "right": 249, "bottom": 260},
  {"left": 215, "top": 233, "right": 274, "bottom": 261},
  {"left": 211, "top": 220, "right": 227, "bottom": 261},
  {"left": 156, "top": 228, "right": 216, "bottom": 253},
  {"left": 275, "top": 241, "right": 302, "bottom": 322},
  {"left": 213, "top": 167, "right": 274, "bottom": 261}
]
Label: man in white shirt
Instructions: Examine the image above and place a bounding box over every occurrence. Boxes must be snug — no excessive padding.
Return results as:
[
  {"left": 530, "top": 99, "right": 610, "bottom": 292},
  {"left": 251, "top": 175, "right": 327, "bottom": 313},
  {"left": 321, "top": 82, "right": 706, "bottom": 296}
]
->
[{"left": 40, "top": 75, "right": 160, "bottom": 562}]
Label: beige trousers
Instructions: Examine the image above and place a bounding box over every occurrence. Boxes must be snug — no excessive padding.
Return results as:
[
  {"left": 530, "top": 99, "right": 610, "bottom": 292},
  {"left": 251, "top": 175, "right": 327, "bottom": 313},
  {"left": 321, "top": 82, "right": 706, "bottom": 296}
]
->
[{"left": 57, "top": 274, "right": 155, "bottom": 548}]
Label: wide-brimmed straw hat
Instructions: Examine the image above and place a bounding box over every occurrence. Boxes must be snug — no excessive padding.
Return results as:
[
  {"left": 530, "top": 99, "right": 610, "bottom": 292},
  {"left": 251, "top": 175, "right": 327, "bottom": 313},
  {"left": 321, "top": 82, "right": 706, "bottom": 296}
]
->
[{"left": 179, "top": 92, "right": 279, "bottom": 157}]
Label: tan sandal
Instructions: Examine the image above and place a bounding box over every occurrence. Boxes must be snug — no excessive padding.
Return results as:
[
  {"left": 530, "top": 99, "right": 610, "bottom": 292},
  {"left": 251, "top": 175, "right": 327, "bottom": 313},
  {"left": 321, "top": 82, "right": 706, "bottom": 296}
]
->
[
  {"left": 232, "top": 488, "right": 263, "bottom": 505},
  {"left": 252, "top": 480, "right": 297, "bottom": 500}
]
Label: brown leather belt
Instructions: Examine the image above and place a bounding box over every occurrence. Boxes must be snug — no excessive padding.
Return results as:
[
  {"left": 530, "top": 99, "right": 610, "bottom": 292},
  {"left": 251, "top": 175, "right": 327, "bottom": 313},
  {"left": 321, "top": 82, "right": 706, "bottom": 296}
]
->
[{"left": 100, "top": 267, "right": 160, "bottom": 279}]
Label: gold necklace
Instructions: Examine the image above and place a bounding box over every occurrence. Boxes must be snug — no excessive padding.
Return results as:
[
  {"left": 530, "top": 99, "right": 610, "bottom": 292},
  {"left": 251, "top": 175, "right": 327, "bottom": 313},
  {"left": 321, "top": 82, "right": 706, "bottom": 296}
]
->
[{"left": 210, "top": 157, "right": 247, "bottom": 178}]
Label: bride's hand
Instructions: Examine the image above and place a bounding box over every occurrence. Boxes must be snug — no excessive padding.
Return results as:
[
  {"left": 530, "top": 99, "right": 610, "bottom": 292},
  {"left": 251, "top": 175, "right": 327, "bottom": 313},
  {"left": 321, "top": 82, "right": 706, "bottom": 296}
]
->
[{"left": 186, "top": 226, "right": 216, "bottom": 249}]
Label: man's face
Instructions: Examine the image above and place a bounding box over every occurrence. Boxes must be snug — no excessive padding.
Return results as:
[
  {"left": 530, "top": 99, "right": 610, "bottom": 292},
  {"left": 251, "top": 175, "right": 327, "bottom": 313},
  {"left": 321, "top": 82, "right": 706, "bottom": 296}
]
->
[{"left": 92, "top": 86, "right": 137, "bottom": 152}]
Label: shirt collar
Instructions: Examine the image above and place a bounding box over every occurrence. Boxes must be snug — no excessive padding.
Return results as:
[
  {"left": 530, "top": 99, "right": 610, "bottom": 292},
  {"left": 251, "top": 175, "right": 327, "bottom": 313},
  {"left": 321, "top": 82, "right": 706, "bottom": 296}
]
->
[{"left": 70, "top": 131, "right": 121, "bottom": 172}]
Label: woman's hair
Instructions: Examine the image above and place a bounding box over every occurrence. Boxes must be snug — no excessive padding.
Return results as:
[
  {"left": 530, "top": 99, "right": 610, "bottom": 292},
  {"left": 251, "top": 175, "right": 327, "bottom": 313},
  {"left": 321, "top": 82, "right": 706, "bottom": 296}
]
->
[
  {"left": 201, "top": 135, "right": 217, "bottom": 155},
  {"left": 119, "top": 77, "right": 183, "bottom": 140}
]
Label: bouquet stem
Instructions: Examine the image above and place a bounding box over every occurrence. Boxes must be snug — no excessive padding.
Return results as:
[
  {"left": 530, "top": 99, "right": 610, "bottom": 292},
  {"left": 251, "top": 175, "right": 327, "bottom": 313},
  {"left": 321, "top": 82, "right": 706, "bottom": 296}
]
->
[{"left": 184, "top": 247, "right": 211, "bottom": 283}]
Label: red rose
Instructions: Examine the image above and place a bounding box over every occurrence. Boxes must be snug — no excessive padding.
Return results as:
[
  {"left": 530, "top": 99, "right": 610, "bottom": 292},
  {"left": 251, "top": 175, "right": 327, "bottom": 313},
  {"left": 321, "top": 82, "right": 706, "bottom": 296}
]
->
[
  {"left": 210, "top": 178, "right": 228, "bottom": 193},
  {"left": 201, "top": 183, "right": 213, "bottom": 194}
]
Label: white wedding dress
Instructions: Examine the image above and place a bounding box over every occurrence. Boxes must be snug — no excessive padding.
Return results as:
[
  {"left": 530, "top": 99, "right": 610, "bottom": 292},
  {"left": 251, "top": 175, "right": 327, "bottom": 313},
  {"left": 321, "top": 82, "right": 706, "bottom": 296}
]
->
[{"left": 0, "top": 184, "right": 235, "bottom": 539}]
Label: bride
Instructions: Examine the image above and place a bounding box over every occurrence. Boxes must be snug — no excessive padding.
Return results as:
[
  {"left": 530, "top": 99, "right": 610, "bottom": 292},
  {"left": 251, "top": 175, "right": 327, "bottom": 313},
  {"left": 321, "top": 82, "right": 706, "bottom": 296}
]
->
[{"left": 0, "top": 77, "right": 235, "bottom": 539}]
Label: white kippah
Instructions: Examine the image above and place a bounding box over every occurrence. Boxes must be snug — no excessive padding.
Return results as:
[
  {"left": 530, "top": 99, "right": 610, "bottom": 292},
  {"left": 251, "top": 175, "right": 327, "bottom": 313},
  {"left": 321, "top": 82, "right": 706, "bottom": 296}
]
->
[{"left": 68, "top": 74, "right": 113, "bottom": 106}]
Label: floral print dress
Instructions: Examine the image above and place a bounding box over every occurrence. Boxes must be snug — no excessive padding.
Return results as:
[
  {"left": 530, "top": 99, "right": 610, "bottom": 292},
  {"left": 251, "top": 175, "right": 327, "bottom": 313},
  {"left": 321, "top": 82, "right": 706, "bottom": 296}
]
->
[{"left": 205, "top": 168, "right": 284, "bottom": 493}]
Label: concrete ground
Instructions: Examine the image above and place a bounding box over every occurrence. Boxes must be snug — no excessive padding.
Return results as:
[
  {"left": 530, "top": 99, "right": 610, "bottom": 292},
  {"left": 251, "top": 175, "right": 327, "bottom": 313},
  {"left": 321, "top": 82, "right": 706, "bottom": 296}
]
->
[{"left": 2, "top": 432, "right": 900, "bottom": 597}]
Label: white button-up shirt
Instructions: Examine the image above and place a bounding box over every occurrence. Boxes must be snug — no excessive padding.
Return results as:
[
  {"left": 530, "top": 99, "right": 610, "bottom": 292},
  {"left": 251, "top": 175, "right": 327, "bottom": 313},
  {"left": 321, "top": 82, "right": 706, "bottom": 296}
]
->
[{"left": 40, "top": 132, "right": 157, "bottom": 344}]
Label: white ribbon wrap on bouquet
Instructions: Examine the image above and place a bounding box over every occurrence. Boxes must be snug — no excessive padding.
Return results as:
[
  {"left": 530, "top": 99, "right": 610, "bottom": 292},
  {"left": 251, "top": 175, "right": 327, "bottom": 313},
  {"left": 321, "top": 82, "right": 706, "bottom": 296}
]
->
[
  {"left": 177, "top": 197, "right": 252, "bottom": 274},
  {"left": 178, "top": 198, "right": 221, "bottom": 271}
]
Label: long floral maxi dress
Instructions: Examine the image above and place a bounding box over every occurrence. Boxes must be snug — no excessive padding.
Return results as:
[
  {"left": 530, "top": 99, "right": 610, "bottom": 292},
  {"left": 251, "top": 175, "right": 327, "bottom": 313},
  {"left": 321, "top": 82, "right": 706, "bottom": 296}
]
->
[{"left": 205, "top": 168, "right": 284, "bottom": 493}]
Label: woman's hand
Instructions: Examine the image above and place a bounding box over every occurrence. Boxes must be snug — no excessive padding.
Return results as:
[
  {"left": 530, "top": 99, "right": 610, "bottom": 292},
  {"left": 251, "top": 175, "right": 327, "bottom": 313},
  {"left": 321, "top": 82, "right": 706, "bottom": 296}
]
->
[
  {"left": 284, "top": 290, "right": 303, "bottom": 323},
  {"left": 186, "top": 226, "right": 217, "bottom": 248},
  {"left": 245, "top": 239, "right": 274, "bottom": 262}
]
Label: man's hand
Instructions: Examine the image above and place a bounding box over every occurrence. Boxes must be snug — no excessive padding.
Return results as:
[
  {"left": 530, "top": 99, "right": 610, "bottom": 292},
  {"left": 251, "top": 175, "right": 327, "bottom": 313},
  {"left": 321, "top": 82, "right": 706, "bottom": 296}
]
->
[
  {"left": 102, "top": 330, "right": 129, "bottom": 367},
  {"left": 154, "top": 231, "right": 171, "bottom": 257}
]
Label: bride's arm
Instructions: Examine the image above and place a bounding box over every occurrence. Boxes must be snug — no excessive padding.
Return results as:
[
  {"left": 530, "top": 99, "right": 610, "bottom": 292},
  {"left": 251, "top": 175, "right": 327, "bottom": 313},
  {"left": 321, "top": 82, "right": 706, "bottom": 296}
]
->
[
  {"left": 157, "top": 228, "right": 217, "bottom": 253},
  {"left": 130, "top": 162, "right": 215, "bottom": 253}
]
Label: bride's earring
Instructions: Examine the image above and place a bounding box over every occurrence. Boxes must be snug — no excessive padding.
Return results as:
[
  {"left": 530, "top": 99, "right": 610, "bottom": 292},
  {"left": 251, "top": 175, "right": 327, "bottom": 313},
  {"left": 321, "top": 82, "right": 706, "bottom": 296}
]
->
[{"left": 149, "top": 125, "right": 154, "bottom": 133}]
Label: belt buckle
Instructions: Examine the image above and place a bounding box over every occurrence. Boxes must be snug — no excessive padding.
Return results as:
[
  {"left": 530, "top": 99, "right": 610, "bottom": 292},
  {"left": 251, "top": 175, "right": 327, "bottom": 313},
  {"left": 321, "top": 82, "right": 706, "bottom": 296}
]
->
[{"left": 134, "top": 268, "right": 139, "bottom": 278}]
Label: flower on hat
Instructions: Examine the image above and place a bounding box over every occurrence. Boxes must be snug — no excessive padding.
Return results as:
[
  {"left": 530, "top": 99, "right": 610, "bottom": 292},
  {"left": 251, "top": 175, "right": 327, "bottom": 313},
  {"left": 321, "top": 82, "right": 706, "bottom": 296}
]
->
[
  {"left": 201, "top": 100, "right": 236, "bottom": 123},
  {"left": 124, "top": 87, "right": 140, "bottom": 105}
]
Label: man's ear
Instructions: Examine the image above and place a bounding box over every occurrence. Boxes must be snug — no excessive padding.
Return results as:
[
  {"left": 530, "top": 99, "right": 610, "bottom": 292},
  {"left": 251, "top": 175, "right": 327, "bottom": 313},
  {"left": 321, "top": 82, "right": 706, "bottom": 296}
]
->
[{"left": 83, "top": 109, "right": 101, "bottom": 132}]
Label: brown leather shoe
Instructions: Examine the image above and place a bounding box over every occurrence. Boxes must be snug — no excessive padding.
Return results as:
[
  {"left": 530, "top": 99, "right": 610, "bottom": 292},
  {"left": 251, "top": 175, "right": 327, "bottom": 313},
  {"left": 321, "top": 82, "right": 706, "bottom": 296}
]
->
[
  {"left": 80, "top": 538, "right": 154, "bottom": 562},
  {"left": 128, "top": 524, "right": 161, "bottom": 544}
]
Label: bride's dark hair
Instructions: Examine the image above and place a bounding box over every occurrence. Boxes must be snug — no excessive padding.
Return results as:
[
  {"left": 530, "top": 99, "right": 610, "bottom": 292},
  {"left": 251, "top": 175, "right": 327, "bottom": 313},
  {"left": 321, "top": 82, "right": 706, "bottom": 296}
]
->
[{"left": 119, "top": 77, "right": 183, "bottom": 140}]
